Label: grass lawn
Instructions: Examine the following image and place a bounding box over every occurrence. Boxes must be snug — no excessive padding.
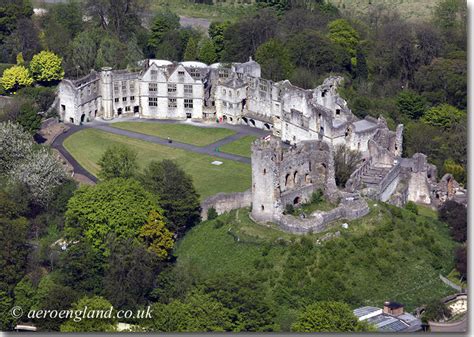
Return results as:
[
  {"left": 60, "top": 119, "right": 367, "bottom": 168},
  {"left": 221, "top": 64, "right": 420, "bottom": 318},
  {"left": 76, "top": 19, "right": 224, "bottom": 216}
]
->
[
  {"left": 174, "top": 202, "right": 457, "bottom": 313},
  {"left": 63, "top": 128, "right": 251, "bottom": 199},
  {"left": 219, "top": 135, "right": 257, "bottom": 158},
  {"left": 151, "top": 0, "right": 256, "bottom": 22},
  {"left": 110, "top": 122, "right": 236, "bottom": 147}
]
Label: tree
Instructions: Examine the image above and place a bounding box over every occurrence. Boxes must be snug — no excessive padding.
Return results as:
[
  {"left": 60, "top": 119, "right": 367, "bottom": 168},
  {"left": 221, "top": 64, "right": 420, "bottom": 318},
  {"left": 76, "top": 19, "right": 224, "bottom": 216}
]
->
[
  {"left": 414, "top": 57, "right": 466, "bottom": 109},
  {"left": 255, "top": 39, "right": 294, "bottom": 81},
  {"left": 60, "top": 296, "right": 117, "bottom": 332},
  {"left": 9, "top": 147, "right": 68, "bottom": 207},
  {"left": 148, "top": 11, "right": 180, "bottom": 51},
  {"left": 354, "top": 45, "right": 368, "bottom": 80},
  {"left": 16, "top": 101, "right": 41, "bottom": 134},
  {"left": 208, "top": 21, "right": 230, "bottom": 59},
  {"left": 439, "top": 200, "right": 467, "bottom": 242},
  {"left": 420, "top": 104, "right": 466, "bottom": 129},
  {"left": 443, "top": 159, "right": 465, "bottom": 185},
  {"left": 287, "top": 30, "right": 351, "bottom": 74},
  {"left": 328, "top": 19, "right": 360, "bottom": 58},
  {"left": 139, "top": 210, "right": 174, "bottom": 259},
  {"left": 0, "top": 0, "right": 33, "bottom": 45},
  {"left": 291, "top": 301, "right": 372, "bottom": 332},
  {"left": 0, "top": 65, "right": 32, "bottom": 92},
  {"left": 29, "top": 51, "right": 64, "bottom": 83},
  {"left": 94, "top": 34, "right": 128, "bottom": 69},
  {"left": 396, "top": 90, "right": 428, "bottom": 120},
  {"left": 454, "top": 246, "right": 467, "bottom": 281},
  {"left": 183, "top": 37, "right": 198, "bottom": 61},
  {"left": 422, "top": 299, "right": 452, "bottom": 323},
  {"left": 103, "top": 237, "right": 159, "bottom": 310},
  {"left": 65, "top": 178, "right": 158, "bottom": 253},
  {"left": 67, "top": 30, "right": 100, "bottom": 77},
  {"left": 140, "top": 160, "right": 201, "bottom": 237},
  {"left": 59, "top": 241, "right": 105, "bottom": 294},
  {"left": 0, "top": 121, "right": 34, "bottom": 174},
  {"left": 198, "top": 38, "right": 217, "bottom": 64},
  {"left": 334, "top": 145, "right": 362, "bottom": 187},
  {"left": 98, "top": 145, "right": 138, "bottom": 180}
]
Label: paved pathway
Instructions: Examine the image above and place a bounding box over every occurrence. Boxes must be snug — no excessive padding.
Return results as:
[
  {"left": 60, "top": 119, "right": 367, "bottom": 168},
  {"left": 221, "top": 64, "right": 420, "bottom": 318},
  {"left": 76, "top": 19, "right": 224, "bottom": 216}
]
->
[{"left": 53, "top": 118, "right": 271, "bottom": 178}]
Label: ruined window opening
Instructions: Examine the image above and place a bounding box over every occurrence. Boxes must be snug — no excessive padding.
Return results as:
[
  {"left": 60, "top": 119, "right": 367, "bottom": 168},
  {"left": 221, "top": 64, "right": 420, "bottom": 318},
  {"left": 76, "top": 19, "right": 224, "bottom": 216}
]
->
[
  {"left": 229, "top": 117, "right": 233, "bottom": 122},
  {"left": 285, "top": 173, "right": 291, "bottom": 187},
  {"left": 336, "top": 109, "right": 341, "bottom": 115},
  {"left": 320, "top": 126, "right": 324, "bottom": 133},
  {"left": 321, "top": 90, "right": 327, "bottom": 97},
  {"left": 261, "top": 205, "right": 264, "bottom": 211},
  {"left": 69, "top": 117, "right": 74, "bottom": 123},
  {"left": 264, "top": 123, "right": 270, "bottom": 130},
  {"left": 293, "top": 197, "right": 301, "bottom": 205},
  {"left": 263, "top": 169, "right": 266, "bottom": 175},
  {"left": 427, "top": 173, "right": 431, "bottom": 179},
  {"left": 305, "top": 174, "right": 311, "bottom": 183},
  {"left": 250, "top": 119, "right": 256, "bottom": 127},
  {"left": 133, "top": 106, "right": 139, "bottom": 113},
  {"left": 61, "top": 104, "right": 66, "bottom": 112},
  {"left": 117, "top": 108, "right": 122, "bottom": 116}
]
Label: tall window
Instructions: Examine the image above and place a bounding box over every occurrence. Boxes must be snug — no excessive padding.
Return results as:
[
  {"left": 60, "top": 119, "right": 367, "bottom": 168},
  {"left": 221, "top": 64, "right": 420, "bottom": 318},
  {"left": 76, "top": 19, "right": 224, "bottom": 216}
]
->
[
  {"left": 122, "top": 81, "right": 127, "bottom": 92},
  {"left": 129, "top": 82, "right": 135, "bottom": 93},
  {"left": 149, "top": 83, "right": 157, "bottom": 93},
  {"left": 151, "top": 70, "right": 157, "bottom": 81},
  {"left": 114, "top": 82, "right": 119, "bottom": 95},
  {"left": 184, "top": 99, "right": 193, "bottom": 109},
  {"left": 168, "top": 98, "right": 177, "bottom": 108},
  {"left": 190, "top": 69, "right": 200, "bottom": 79},
  {"left": 130, "top": 96, "right": 135, "bottom": 102},
  {"left": 168, "top": 84, "right": 177, "bottom": 93},
  {"left": 184, "top": 84, "right": 193, "bottom": 95},
  {"left": 149, "top": 97, "right": 158, "bottom": 107}
]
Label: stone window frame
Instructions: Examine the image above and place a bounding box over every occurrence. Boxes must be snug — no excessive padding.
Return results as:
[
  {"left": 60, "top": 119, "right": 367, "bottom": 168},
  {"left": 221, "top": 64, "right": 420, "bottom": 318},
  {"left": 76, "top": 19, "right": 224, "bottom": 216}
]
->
[
  {"left": 184, "top": 99, "right": 193, "bottom": 109},
  {"left": 148, "top": 97, "right": 158, "bottom": 107},
  {"left": 114, "top": 98, "right": 119, "bottom": 103},
  {"left": 130, "top": 96, "right": 135, "bottom": 102},
  {"left": 125, "top": 106, "right": 131, "bottom": 112},
  {"left": 149, "top": 83, "right": 158, "bottom": 94},
  {"left": 168, "top": 83, "right": 177, "bottom": 93},
  {"left": 168, "top": 98, "right": 177, "bottom": 108},
  {"left": 150, "top": 70, "right": 158, "bottom": 81},
  {"left": 184, "top": 84, "right": 193, "bottom": 95}
]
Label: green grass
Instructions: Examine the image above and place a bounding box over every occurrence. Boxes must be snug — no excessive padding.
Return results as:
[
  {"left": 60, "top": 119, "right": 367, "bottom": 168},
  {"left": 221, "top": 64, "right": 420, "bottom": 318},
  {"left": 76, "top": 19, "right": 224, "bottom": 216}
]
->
[
  {"left": 174, "top": 202, "right": 458, "bottom": 313},
  {"left": 329, "top": 0, "right": 438, "bottom": 22},
  {"left": 151, "top": 0, "right": 257, "bottom": 22},
  {"left": 219, "top": 135, "right": 257, "bottom": 158},
  {"left": 110, "top": 122, "right": 236, "bottom": 147},
  {"left": 63, "top": 128, "right": 251, "bottom": 199}
]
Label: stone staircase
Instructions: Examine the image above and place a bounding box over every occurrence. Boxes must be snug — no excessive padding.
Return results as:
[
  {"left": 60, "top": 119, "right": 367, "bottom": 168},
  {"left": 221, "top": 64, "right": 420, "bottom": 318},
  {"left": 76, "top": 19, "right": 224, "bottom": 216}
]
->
[{"left": 359, "top": 165, "right": 392, "bottom": 189}]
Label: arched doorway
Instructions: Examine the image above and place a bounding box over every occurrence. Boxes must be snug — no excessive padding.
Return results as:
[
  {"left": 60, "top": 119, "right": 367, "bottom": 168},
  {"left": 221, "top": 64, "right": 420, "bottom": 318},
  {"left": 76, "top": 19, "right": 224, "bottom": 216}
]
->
[{"left": 293, "top": 196, "right": 301, "bottom": 205}]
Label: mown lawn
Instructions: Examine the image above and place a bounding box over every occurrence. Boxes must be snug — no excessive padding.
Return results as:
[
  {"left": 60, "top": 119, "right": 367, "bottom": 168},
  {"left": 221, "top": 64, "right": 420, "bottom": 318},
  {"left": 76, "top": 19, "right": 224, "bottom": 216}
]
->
[
  {"left": 110, "top": 122, "right": 236, "bottom": 147},
  {"left": 63, "top": 128, "right": 251, "bottom": 199},
  {"left": 219, "top": 135, "right": 257, "bottom": 158},
  {"left": 174, "top": 202, "right": 457, "bottom": 312}
]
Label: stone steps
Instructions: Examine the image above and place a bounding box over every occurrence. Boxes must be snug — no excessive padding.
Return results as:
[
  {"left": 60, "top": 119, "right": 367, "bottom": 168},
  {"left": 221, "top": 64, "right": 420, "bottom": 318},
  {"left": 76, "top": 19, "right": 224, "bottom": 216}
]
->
[{"left": 360, "top": 166, "right": 392, "bottom": 187}]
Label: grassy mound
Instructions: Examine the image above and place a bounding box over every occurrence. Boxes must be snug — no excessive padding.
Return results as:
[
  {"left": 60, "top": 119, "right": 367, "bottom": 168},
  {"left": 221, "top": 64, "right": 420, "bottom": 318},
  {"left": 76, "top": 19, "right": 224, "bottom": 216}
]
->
[{"left": 175, "top": 202, "right": 457, "bottom": 315}]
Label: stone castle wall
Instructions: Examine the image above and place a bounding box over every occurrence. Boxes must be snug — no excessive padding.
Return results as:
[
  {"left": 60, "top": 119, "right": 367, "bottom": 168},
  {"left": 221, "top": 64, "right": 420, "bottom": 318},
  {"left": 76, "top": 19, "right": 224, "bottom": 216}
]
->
[{"left": 200, "top": 190, "right": 252, "bottom": 220}]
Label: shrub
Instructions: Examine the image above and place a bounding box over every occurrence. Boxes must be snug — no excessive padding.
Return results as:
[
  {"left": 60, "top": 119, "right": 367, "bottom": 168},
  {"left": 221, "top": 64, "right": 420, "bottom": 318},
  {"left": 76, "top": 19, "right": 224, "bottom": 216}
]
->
[
  {"left": 213, "top": 219, "right": 224, "bottom": 229},
  {"left": 284, "top": 204, "right": 296, "bottom": 215},
  {"left": 405, "top": 201, "right": 418, "bottom": 215},
  {"left": 311, "top": 189, "right": 324, "bottom": 204},
  {"left": 207, "top": 207, "right": 218, "bottom": 220}
]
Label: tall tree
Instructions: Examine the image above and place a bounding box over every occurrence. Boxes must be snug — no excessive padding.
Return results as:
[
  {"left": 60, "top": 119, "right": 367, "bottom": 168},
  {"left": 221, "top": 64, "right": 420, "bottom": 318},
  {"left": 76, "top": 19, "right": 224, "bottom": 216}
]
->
[
  {"left": 255, "top": 39, "right": 294, "bottom": 81},
  {"left": 98, "top": 145, "right": 138, "bottom": 180},
  {"left": 140, "top": 160, "right": 201, "bottom": 238},
  {"left": 198, "top": 38, "right": 217, "bottom": 65},
  {"left": 60, "top": 296, "right": 117, "bottom": 332},
  {"left": 29, "top": 51, "right": 65, "bottom": 84},
  {"left": 183, "top": 37, "right": 198, "bottom": 61}
]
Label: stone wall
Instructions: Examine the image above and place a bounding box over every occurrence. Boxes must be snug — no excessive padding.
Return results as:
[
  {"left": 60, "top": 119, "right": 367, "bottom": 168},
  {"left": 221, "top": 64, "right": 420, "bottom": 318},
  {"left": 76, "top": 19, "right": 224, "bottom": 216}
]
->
[{"left": 200, "top": 190, "right": 252, "bottom": 220}]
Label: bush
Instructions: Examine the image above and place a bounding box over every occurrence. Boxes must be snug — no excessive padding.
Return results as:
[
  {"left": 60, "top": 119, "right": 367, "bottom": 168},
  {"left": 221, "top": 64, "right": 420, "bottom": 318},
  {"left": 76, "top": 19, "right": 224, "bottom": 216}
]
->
[
  {"left": 213, "top": 219, "right": 224, "bottom": 229},
  {"left": 405, "top": 201, "right": 418, "bottom": 215},
  {"left": 207, "top": 207, "right": 218, "bottom": 220},
  {"left": 284, "top": 204, "right": 296, "bottom": 215},
  {"left": 311, "top": 189, "right": 324, "bottom": 204}
]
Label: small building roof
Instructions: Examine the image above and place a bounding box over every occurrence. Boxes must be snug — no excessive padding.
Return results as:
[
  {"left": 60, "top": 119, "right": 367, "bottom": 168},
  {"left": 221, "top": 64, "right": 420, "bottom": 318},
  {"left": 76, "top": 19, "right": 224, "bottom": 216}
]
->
[
  {"left": 180, "top": 61, "right": 208, "bottom": 68},
  {"left": 384, "top": 301, "right": 404, "bottom": 309},
  {"left": 353, "top": 306, "right": 382, "bottom": 319},
  {"left": 353, "top": 119, "right": 377, "bottom": 133},
  {"left": 149, "top": 59, "right": 173, "bottom": 67}
]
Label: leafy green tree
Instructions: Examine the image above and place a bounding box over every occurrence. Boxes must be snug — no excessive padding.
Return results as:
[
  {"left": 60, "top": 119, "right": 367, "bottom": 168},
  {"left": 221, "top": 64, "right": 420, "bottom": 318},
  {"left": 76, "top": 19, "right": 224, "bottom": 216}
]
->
[
  {"left": 60, "top": 296, "right": 117, "bottom": 332},
  {"left": 0, "top": 121, "right": 34, "bottom": 174},
  {"left": 207, "top": 207, "right": 218, "bottom": 220},
  {"left": 144, "top": 291, "right": 233, "bottom": 332},
  {"left": 29, "top": 51, "right": 64, "bottom": 83},
  {"left": 454, "top": 246, "right": 467, "bottom": 281},
  {"left": 103, "top": 237, "right": 159, "bottom": 310},
  {"left": 0, "top": 291, "right": 15, "bottom": 331},
  {"left": 420, "top": 104, "right": 465, "bottom": 129},
  {"left": 405, "top": 201, "right": 418, "bottom": 215},
  {"left": 414, "top": 57, "right": 466, "bottom": 109},
  {"left": 140, "top": 160, "right": 201, "bottom": 237},
  {"left": 67, "top": 30, "right": 100, "bottom": 77},
  {"left": 396, "top": 90, "right": 428, "bottom": 120},
  {"left": 148, "top": 11, "right": 180, "bottom": 51},
  {"left": 98, "top": 145, "right": 138, "bottom": 180},
  {"left": 354, "top": 45, "right": 368, "bottom": 80},
  {"left": 328, "top": 19, "right": 360, "bottom": 58},
  {"left": 59, "top": 241, "right": 105, "bottom": 294},
  {"left": 16, "top": 101, "right": 41, "bottom": 134},
  {"left": 139, "top": 210, "right": 174, "bottom": 259},
  {"left": 439, "top": 200, "right": 467, "bottom": 243},
  {"left": 291, "top": 301, "right": 372, "bottom": 332},
  {"left": 0, "top": 0, "right": 33, "bottom": 44},
  {"left": 208, "top": 21, "right": 230, "bottom": 59},
  {"left": 184, "top": 37, "right": 198, "bottom": 61},
  {"left": 13, "top": 275, "right": 36, "bottom": 313},
  {"left": 65, "top": 178, "right": 158, "bottom": 253},
  {"left": 443, "top": 159, "right": 465, "bottom": 185},
  {"left": 422, "top": 299, "right": 452, "bottom": 323},
  {"left": 198, "top": 38, "right": 217, "bottom": 64},
  {"left": 0, "top": 65, "right": 32, "bottom": 91},
  {"left": 255, "top": 39, "right": 294, "bottom": 81},
  {"left": 288, "top": 30, "right": 351, "bottom": 74}
]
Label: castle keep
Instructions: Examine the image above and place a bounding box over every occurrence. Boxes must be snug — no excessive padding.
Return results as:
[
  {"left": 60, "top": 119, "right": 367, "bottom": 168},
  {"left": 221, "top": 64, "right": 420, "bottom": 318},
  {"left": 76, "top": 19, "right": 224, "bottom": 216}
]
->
[{"left": 59, "top": 59, "right": 466, "bottom": 233}]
